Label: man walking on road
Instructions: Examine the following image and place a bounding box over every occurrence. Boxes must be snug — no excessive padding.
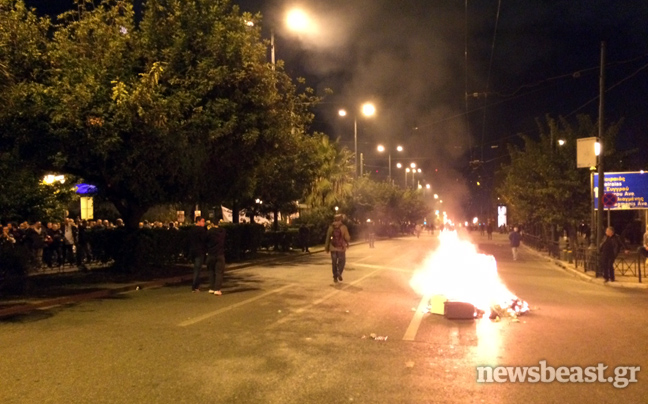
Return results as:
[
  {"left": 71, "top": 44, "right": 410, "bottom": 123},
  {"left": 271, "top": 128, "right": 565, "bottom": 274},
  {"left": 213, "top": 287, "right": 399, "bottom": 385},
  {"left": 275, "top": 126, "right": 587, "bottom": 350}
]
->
[
  {"left": 189, "top": 216, "right": 208, "bottom": 292},
  {"left": 599, "top": 226, "right": 629, "bottom": 282},
  {"left": 325, "top": 214, "right": 351, "bottom": 283},
  {"left": 509, "top": 226, "right": 521, "bottom": 261}
]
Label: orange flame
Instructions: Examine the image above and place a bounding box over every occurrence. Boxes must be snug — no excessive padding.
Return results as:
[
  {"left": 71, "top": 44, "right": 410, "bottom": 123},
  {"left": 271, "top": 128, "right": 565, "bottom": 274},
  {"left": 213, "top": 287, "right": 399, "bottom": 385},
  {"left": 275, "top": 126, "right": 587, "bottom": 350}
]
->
[{"left": 410, "top": 230, "right": 519, "bottom": 313}]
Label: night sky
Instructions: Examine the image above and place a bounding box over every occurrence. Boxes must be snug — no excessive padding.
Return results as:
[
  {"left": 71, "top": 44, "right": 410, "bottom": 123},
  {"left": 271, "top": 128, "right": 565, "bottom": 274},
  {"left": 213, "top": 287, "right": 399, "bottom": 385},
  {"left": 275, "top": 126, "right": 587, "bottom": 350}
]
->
[{"left": 23, "top": 0, "right": 648, "bottom": 212}]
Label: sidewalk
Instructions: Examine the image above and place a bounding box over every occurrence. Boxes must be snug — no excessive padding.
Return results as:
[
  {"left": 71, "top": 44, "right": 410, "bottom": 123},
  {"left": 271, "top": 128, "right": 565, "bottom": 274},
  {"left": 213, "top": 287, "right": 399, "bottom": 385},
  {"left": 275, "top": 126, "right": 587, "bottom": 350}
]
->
[
  {"left": 513, "top": 235, "right": 648, "bottom": 290},
  {"left": 0, "top": 240, "right": 364, "bottom": 319}
]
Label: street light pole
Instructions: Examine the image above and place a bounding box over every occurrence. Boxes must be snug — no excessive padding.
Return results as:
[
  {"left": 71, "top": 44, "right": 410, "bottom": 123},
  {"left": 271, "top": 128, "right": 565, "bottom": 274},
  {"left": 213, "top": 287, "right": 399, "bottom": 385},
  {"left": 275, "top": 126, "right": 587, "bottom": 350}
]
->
[
  {"left": 340, "top": 103, "right": 375, "bottom": 179},
  {"left": 354, "top": 117, "right": 358, "bottom": 178},
  {"left": 596, "top": 41, "right": 606, "bottom": 247},
  {"left": 270, "top": 29, "right": 275, "bottom": 69}
]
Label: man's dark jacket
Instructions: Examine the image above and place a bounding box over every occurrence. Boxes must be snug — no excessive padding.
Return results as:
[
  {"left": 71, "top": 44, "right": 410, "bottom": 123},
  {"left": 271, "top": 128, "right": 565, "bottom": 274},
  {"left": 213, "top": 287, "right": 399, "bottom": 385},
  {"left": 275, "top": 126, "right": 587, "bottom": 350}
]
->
[{"left": 189, "top": 226, "right": 208, "bottom": 258}]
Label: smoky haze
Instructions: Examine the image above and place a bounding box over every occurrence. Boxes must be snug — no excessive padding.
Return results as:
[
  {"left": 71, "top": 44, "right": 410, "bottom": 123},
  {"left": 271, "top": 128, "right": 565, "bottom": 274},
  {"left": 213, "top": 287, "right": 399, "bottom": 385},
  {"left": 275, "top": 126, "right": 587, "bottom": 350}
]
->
[{"left": 262, "top": 0, "right": 477, "bottom": 216}]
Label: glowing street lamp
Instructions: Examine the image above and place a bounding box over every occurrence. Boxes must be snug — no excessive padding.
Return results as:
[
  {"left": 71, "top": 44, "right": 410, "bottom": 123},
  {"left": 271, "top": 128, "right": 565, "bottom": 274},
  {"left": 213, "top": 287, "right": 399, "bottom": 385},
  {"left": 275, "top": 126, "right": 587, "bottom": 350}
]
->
[
  {"left": 286, "top": 9, "right": 311, "bottom": 32},
  {"left": 248, "top": 8, "right": 315, "bottom": 69},
  {"left": 339, "top": 102, "right": 376, "bottom": 178},
  {"left": 377, "top": 144, "right": 403, "bottom": 181},
  {"left": 412, "top": 167, "right": 422, "bottom": 187}
]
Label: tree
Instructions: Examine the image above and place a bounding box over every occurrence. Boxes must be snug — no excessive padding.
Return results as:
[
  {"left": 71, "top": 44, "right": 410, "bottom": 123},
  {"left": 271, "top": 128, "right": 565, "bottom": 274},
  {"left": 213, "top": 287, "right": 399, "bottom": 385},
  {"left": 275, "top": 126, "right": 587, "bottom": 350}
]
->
[
  {"left": 252, "top": 131, "right": 323, "bottom": 231},
  {"left": 0, "top": 0, "right": 321, "bottom": 228},
  {"left": 496, "top": 114, "right": 625, "bottom": 244},
  {"left": 304, "top": 135, "right": 354, "bottom": 209},
  {"left": 0, "top": 153, "right": 78, "bottom": 223}
]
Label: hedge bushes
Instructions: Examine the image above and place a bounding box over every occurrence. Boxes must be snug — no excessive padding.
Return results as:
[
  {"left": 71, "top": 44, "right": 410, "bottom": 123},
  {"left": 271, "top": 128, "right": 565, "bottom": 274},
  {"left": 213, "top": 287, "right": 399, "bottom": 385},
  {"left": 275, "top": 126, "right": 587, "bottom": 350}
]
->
[{"left": 0, "top": 244, "right": 28, "bottom": 296}]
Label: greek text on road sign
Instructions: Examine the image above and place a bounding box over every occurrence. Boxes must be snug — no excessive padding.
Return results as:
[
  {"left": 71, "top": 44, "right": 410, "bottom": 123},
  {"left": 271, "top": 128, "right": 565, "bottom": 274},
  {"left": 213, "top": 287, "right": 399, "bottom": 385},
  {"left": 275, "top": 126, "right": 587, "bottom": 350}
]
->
[{"left": 594, "top": 172, "right": 648, "bottom": 210}]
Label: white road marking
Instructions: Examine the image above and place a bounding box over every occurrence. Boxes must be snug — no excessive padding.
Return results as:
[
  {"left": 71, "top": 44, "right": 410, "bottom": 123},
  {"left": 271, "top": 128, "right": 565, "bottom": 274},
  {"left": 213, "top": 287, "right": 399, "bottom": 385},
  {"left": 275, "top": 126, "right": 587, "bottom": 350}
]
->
[
  {"left": 352, "top": 263, "right": 413, "bottom": 273},
  {"left": 178, "top": 283, "right": 296, "bottom": 327},
  {"left": 402, "top": 294, "right": 431, "bottom": 341},
  {"left": 272, "top": 268, "right": 384, "bottom": 325}
]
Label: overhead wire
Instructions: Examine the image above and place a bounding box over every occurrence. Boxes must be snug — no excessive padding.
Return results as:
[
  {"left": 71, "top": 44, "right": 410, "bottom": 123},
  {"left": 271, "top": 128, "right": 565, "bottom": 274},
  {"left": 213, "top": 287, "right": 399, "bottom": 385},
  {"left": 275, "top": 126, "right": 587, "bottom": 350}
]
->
[
  {"left": 479, "top": 0, "right": 502, "bottom": 162},
  {"left": 416, "top": 54, "right": 648, "bottom": 134}
]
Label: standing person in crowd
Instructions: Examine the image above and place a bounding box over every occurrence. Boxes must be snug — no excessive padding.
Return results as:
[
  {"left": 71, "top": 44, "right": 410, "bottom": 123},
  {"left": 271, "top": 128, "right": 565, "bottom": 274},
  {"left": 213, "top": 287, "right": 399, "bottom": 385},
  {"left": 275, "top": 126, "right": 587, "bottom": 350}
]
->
[
  {"left": 206, "top": 222, "right": 226, "bottom": 295},
  {"left": 637, "top": 224, "right": 648, "bottom": 265},
  {"left": 189, "top": 216, "right": 208, "bottom": 292},
  {"left": 509, "top": 226, "right": 521, "bottom": 261},
  {"left": 599, "top": 226, "right": 629, "bottom": 283},
  {"left": 486, "top": 221, "right": 494, "bottom": 240},
  {"left": 324, "top": 214, "right": 351, "bottom": 283},
  {"left": 42, "top": 223, "right": 53, "bottom": 267},
  {"left": 76, "top": 220, "right": 90, "bottom": 270},
  {"left": 25, "top": 222, "right": 46, "bottom": 270},
  {"left": 62, "top": 218, "right": 77, "bottom": 266},
  {"left": 1, "top": 225, "right": 16, "bottom": 245},
  {"left": 415, "top": 223, "right": 422, "bottom": 238},
  {"left": 299, "top": 224, "right": 310, "bottom": 253},
  {"left": 49, "top": 222, "right": 64, "bottom": 268}
]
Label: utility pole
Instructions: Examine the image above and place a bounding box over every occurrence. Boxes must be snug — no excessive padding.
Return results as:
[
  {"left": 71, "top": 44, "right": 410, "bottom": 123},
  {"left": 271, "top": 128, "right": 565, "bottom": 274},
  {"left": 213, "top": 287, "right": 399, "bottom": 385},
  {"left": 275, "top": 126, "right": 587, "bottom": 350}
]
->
[{"left": 596, "top": 42, "right": 606, "bottom": 248}]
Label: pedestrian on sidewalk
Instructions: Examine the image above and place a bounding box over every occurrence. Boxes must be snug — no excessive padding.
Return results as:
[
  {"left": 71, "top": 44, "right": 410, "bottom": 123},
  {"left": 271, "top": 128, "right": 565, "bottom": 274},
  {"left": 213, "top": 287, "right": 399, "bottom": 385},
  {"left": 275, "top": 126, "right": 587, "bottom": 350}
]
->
[
  {"left": 599, "top": 226, "right": 629, "bottom": 283},
  {"left": 367, "top": 220, "right": 376, "bottom": 248},
  {"left": 324, "top": 214, "right": 351, "bottom": 283},
  {"left": 299, "top": 224, "right": 310, "bottom": 252},
  {"left": 509, "top": 227, "right": 521, "bottom": 261},
  {"left": 487, "top": 222, "right": 493, "bottom": 240},
  {"left": 206, "top": 222, "right": 226, "bottom": 295},
  {"left": 189, "top": 216, "right": 208, "bottom": 292}
]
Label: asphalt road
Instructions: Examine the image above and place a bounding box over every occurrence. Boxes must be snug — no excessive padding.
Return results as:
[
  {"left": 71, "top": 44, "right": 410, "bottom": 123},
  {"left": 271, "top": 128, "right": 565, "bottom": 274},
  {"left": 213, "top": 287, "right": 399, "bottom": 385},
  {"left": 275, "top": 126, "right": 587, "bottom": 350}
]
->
[{"left": 1, "top": 232, "right": 647, "bottom": 403}]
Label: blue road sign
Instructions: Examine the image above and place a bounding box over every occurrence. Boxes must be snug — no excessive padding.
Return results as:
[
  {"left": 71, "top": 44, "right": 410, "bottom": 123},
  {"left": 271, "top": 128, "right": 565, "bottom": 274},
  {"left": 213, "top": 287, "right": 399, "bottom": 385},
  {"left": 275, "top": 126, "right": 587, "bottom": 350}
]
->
[{"left": 594, "top": 172, "right": 648, "bottom": 210}]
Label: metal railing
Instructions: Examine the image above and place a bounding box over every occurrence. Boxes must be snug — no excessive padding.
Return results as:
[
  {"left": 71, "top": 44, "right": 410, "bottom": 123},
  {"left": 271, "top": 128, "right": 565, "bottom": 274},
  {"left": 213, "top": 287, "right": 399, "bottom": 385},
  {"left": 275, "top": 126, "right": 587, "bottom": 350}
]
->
[{"left": 523, "top": 234, "right": 646, "bottom": 283}]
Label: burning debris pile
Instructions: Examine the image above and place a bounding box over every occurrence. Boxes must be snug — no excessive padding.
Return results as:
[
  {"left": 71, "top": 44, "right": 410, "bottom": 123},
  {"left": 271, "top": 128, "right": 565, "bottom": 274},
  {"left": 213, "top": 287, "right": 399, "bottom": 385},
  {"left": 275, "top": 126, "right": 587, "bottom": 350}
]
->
[
  {"left": 489, "top": 298, "right": 529, "bottom": 320},
  {"left": 410, "top": 230, "right": 530, "bottom": 321}
]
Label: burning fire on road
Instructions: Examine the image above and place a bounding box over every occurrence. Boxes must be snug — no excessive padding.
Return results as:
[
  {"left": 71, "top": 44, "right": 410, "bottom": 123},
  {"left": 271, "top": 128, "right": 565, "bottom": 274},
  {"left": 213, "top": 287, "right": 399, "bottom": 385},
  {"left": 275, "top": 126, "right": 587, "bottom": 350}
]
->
[{"left": 410, "top": 230, "right": 529, "bottom": 320}]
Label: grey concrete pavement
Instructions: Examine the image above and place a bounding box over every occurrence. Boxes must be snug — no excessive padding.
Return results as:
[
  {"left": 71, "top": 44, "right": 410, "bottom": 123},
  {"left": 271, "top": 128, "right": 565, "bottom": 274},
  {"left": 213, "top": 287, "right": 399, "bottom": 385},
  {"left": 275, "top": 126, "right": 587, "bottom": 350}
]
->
[{"left": 2, "top": 232, "right": 647, "bottom": 403}]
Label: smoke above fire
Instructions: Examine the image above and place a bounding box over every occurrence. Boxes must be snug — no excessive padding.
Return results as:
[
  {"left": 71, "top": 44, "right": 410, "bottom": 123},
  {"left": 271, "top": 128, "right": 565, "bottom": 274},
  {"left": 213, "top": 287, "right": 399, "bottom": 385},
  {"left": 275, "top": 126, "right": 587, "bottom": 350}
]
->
[{"left": 409, "top": 230, "right": 522, "bottom": 314}]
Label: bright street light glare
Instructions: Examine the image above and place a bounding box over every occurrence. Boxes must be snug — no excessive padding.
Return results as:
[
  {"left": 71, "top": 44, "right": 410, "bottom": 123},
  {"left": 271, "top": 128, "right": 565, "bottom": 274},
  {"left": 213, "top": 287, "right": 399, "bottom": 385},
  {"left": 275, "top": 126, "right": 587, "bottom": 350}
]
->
[
  {"left": 377, "top": 145, "right": 385, "bottom": 152},
  {"left": 361, "top": 102, "right": 376, "bottom": 117},
  {"left": 396, "top": 145, "right": 403, "bottom": 152},
  {"left": 426, "top": 184, "right": 431, "bottom": 189},
  {"left": 338, "top": 109, "right": 347, "bottom": 117},
  {"left": 406, "top": 168, "right": 411, "bottom": 172},
  {"left": 558, "top": 139, "right": 566, "bottom": 146},
  {"left": 286, "top": 9, "right": 310, "bottom": 32},
  {"left": 396, "top": 163, "right": 402, "bottom": 168},
  {"left": 434, "top": 194, "right": 438, "bottom": 199},
  {"left": 410, "top": 163, "right": 416, "bottom": 168},
  {"left": 595, "top": 142, "right": 601, "bottom": 156}
]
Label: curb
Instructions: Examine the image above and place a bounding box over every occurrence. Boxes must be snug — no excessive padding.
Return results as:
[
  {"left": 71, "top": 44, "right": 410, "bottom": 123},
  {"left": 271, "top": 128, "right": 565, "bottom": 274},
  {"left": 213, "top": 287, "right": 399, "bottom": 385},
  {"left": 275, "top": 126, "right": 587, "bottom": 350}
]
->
[
  {"left": 0, "top": 245, "right": 341, "bottom": 319},
  {"left": 522, "top": 244, "right": 648, "bottom": 289}
]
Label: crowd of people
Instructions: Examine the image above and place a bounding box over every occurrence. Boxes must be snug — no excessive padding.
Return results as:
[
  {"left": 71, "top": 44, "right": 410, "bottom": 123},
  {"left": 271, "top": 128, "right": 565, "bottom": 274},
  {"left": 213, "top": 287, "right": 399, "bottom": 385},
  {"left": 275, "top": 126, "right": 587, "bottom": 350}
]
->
[{"left": 0, "top": 218, "right": 131, "bottom": 271}]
